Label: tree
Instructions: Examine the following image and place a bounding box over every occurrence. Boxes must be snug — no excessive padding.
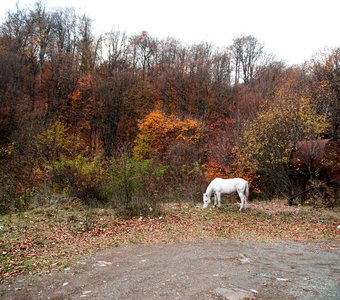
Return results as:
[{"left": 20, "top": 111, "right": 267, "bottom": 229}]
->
[
  {"left": 92, "top": 69, "right": 135, "bottom": 155},
  {"left": 30, "top": 0, "right": 52, "bottom": 89},
  {"left": 133, "top": 110, "right": 204, "bottom": 161},
  {"left": 63, "top": 74, "right": 100, "bottom": 150},
  {"left": 130, "top": 31, "right": 158, "bottom": 78},
  {"left": 34, "top": 120, "right": 105, "bottom": 202},
  {"left": 104, "top": 29, "right": 130, "bottom": 71},
  {"left": 229, "top": 34, "right": 267, "bottom": 84},
  {"left": 0, "top": 2, "right": 39, "bottom": 110},
  {"left": 133, "top": 110, "right": 205, "bottom": 201},
  {"left": 237, "top": 75, "right": 330, "bottom": 197},
  {"left": 308, "top": 48, "right": 340, "bottom": 139},
  {"left": 78, "top": 15, "right": 101, "bottom": 73},
  {"left": 0, "top": 51, "right": 25, "bottom": 142},
  {"left": 45, "top": 7, "right": 79, "bottom": 114}
]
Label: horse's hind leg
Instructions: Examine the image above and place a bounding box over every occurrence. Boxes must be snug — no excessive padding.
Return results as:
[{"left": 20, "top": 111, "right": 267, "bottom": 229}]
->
[{"left": 238, "top": 192, "right": 245, "bottom": 211}]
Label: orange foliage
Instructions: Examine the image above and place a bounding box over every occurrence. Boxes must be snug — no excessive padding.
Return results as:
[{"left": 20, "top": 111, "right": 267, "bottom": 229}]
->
[
  {"left": 64, "top": 74, "right": 103, "bottom": 150},
  {"left": 133, "top": 110, "right": 204, "bottom": 160},
  {"left": 67, "top": 74, "right": 94, "bottom": 131}
]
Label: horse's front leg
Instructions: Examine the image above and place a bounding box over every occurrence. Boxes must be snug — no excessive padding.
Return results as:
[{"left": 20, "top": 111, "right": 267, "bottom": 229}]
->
[
  {"left": 216, "top": 192, "right": 221, "bottom": 208},
  {"left": 213, "top": 194, "right": 217, "bottom": 208}
]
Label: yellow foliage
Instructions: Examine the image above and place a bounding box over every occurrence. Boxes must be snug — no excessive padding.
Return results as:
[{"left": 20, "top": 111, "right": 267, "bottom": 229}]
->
[
  {"left": 0, "top": 143, "right": 14, "bottom": 158},
  {"left": 35, "top": 120, "right": 83, "bottom": 161},
  {"left": 33, "top": 120, "right": 106, "bottom": 198},
  {"left": 238, "top": 95, "right": 330, "bottom": 170},
  {"left": 49, "top": 153, "right": 105, "bottom": 191}
]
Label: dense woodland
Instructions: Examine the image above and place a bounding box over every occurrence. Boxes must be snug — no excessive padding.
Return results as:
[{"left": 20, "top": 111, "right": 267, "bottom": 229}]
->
[{"left": 0, "top": 1, "right": 339, "bottom": 213}]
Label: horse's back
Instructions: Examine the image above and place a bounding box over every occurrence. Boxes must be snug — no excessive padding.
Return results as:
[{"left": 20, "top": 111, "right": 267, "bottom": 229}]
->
[
  {"left": 211, "top": 177, "right": 247, "bottom": 193},
  {"left": 226, "top": 178, "right": 248, "bottom": 190},
  {"left": 214, "top": 177, "right": 247, "bottom": 185}
]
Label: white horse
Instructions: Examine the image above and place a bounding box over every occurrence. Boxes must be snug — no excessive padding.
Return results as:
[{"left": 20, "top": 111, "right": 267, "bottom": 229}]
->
[{"left": 203, "top": 178, "right": 249, "bottom": 211}]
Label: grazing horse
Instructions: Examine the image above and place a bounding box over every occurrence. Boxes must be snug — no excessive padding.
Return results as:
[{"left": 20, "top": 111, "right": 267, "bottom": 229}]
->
[{"left": 203, "top": 178, "right": 249, "bottom": 211}]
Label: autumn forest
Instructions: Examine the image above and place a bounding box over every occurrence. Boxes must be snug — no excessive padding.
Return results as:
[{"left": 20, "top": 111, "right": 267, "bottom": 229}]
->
[{"left": 0, "top": 1, "right": 339, "bottom": 213}]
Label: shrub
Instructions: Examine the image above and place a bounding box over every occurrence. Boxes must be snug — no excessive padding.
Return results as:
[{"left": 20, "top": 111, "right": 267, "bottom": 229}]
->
[
  {"left": 237, "top": 96, "right": 330, "bottom": 198},
  {"left": 34, "top": 120, "right": 83, "bottom": 163},
  {"left": 47, "top": 154, "right": 106, "bottom": 204},
  {"left": 133, "top": 111, "right": 206, "bottom": 204},
  {"left": 0, "top": 171, "right": 17, "bottom": 213},
  {"left": 0, "top": 143, "right": 19, "bottom": 212},
  {"left": 33, "top": 121, "right": 107, "bottom": 205},
  {"left": 108, "top": 155, "right": 167, "bottom": 216},
  {"left": 163, "top": 141, "right": 206, "bottom": 203}
]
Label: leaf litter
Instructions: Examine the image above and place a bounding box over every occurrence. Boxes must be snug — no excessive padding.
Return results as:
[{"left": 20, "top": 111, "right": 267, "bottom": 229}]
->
[{"left": 0, "top": 199, "right": 339, "bottom": 283}]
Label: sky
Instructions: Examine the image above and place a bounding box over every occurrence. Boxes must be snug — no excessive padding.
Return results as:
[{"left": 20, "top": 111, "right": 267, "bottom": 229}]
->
[{"left": 1, "top": 0, "right": 339, "bottom": 65}]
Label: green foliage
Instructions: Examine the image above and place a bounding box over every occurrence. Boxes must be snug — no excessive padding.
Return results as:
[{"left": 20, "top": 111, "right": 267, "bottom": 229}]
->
[
  {"left": 0, "top": 171, "right": 16, "bottom": 213},
  {"left": 133, "top": 132, "right": 154, "bottom": 161},
  {"left": 32, "top": 121, "right": 170, "bottom": 210},
  {"left": 108, "top": 155, "right": 167, "bottom": 216},
  {"left": 163, "top": 141, "right": 205, "bottom": 203}
]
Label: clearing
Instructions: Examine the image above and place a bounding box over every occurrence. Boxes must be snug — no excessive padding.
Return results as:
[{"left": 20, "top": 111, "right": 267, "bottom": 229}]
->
[{"left": 0, "top": 199, "right": 339, "bottom": 299}]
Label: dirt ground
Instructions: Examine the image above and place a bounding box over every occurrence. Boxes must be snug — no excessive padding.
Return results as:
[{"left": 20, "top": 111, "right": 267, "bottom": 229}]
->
[{"left": 1, "top": 239, "right": 339, "bottom": 300}]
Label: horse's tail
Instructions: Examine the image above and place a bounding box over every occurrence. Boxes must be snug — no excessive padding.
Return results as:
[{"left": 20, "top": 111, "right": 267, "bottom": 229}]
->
[{"left": 244, "top": 181, "right": 249, "bottom": 206}]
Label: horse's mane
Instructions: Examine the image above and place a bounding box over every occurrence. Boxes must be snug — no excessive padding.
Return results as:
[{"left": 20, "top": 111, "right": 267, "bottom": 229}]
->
[{"left": 205, "top": 180, "right": 215, "bottom": 197}]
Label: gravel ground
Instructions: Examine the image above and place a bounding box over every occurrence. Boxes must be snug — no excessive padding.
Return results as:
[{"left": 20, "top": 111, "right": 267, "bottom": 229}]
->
[{"left": 1, "top": 239, "right": 339, "bottom": 300}]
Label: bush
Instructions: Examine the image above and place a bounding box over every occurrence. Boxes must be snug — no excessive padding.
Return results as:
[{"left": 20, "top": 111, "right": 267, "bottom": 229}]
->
[
  {"left": 33, "top": 121, "right": 108, "bottom": 205},
  {"left": 0, "top": 171, "right": 17, "bottom": 213},
  {"left": 0, "top": 143, "right": 23, "bottom": 213},
  {"left": 108, "top": 155, "right": 167, "bottom": 216},
  {"left": 34, "top": 120, "right": 83, "bottom": 162},
  {"left": 238, "top": 96, "right": 330, "bottom": 198},
  {"left": 133, "top": 112, "right": 206, "bottom": 205},
  {"left": 163, "top": 141, "right": 205, "bottom": 203},
  {"left": 47, "top": 154, "right": 107, "bottom": 204}
]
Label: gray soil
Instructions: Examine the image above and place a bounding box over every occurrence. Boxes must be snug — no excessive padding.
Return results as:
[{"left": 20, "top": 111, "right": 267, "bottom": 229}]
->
[{"left": 1, "top": 239, "right": 339, "bottom": 300}]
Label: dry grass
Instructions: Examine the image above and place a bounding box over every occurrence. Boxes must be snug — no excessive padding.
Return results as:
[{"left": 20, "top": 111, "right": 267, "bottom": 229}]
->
[
  {"left": 0, "top": 199, "right": 339, "bottom": 283},
  {"left": 250, "top": 198, "right": 340, "bottom": 218}
]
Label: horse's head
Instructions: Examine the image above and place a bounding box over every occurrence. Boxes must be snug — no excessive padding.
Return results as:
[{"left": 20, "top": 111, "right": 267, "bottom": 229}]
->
[{"left": 203, "top": 193, "right": 211, "bottom": 208}]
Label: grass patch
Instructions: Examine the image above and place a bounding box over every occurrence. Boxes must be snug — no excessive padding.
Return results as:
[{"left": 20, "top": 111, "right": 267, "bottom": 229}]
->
[{"left": 0, "top": 199, "right": 339, "bottom": 283}]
